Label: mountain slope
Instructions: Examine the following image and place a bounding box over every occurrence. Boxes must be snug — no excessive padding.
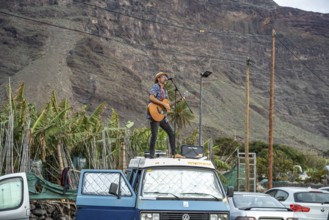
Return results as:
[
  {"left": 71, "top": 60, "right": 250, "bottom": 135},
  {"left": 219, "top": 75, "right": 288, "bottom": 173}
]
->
[{"left": 0, "top": 0, "right": 328, "bottom": 152}]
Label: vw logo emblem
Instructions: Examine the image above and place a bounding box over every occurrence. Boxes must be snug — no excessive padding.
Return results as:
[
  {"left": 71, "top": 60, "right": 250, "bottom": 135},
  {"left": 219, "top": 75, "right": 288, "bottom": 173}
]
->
[
  {"left": 320, "top": 207, "right": 325, "bottom": 212},
  {"left": 182, "top": 213, "right": 190, "bottom": 220}
]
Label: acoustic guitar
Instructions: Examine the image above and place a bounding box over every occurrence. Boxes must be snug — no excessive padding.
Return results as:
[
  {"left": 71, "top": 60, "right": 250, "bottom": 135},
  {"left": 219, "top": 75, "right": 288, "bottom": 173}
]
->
[{"left": 147, "top": 99, "right": 170, "bottom": 122}]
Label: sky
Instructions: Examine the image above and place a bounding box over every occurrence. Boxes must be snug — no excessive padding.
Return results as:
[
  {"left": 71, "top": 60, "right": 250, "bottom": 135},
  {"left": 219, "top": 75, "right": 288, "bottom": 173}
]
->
[{"left": 273, "top": 0, "right": 329, "bottom": 13}]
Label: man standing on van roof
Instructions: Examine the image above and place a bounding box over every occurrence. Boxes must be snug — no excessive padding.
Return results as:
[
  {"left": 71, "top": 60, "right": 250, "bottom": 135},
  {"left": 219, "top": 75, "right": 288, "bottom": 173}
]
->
[{"left": 147, "top": 72, "right": 184, "bottom": 159}]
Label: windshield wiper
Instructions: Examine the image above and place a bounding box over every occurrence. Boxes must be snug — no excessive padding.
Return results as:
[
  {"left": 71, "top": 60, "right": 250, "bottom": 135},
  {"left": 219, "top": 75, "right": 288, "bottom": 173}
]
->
[
  {"left": 180, "top": 192, "right": 222, "bottom": 201},
  {"left": 144, "top": 191, "right": 181, "bottom": 200}
]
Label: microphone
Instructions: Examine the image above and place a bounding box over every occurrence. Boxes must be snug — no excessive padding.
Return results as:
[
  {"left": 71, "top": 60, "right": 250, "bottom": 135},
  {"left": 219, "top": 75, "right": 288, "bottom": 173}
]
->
[{"left": 167, "top": 77, "right": 174, "bottom": 80}]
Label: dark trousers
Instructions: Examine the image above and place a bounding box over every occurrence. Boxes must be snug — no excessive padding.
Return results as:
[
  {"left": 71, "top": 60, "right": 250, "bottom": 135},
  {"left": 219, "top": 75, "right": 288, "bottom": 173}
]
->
[{"left": 149, "top": 118, "right": 176, "bottom": 158}]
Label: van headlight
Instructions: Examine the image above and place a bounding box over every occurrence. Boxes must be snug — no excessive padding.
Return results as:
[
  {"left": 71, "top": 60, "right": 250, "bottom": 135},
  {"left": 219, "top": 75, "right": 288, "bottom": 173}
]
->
[
  {"left": 140, "top": 213, "right": 160, "bottom": 220},
  {"left": 210, "top": 213, "right": 229, "bottom": 220}
]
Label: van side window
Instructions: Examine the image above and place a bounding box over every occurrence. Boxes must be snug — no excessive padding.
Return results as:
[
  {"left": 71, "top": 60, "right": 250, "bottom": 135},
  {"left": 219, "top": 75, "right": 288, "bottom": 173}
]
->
[
  {"left": 82, "top": 172, "right": 132, "bottom": 196},
  {"left": 0, "top": 177, "right": 23, "bottom": 211},
  {"left": 125, "top": 170, "right": 133, "bottom": 184}
]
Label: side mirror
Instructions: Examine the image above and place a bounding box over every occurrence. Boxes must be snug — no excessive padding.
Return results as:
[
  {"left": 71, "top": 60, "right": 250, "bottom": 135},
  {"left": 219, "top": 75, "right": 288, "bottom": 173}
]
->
[
  {"left": 109, "top": 183, "right": 119, "bottom": 196},
  {"left": 227, "top": 186, "right": 234, "bottom": 197}
]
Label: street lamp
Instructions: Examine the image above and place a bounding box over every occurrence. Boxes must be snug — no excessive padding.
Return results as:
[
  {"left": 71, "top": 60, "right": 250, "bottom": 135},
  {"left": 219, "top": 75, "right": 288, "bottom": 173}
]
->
[{"left": 199, "top": 71, "right": 212, "bottom": 146}]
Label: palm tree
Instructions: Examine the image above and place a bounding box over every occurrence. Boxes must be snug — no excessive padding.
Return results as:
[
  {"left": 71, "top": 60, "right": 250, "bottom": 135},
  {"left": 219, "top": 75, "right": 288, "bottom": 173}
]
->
[
  {"left": 165, "top": 84, "right": 195, "bottom": 145},
  {"left": 168, "top": 101, "right": 194, "bottom": 130}
]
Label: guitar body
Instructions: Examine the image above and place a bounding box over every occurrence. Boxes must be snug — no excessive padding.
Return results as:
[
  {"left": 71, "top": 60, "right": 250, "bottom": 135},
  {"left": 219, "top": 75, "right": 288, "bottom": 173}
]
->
[{"left": 148, "top": 99, "right": 170, "bottom": 122}]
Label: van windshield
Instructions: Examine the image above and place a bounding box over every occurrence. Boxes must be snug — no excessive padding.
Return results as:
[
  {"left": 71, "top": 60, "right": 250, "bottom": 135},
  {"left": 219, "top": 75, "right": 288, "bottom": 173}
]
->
[{"left": 142, "top": 167, "right": 224, "bottom": 200}]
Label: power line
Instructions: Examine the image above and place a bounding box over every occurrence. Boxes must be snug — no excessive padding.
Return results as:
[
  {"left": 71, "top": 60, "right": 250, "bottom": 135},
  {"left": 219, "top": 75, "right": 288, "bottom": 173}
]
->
[
  {"left": 0, "top": 10, "right": 251, "bottom": 66},
  {"left": 2, "top": 6, "right": 327, "bottom": 89},
  {"left": 0, "top": 10, "right": 120, "bottom": 42},
  {"left": 75, "top": 1, "right": 198, "bottom": 32},
  {"left": 276, "top": 35, "right": 329, "bottom": 88},
  {"left": 72, "top": 0, "right": 271, "bottom": 40}
]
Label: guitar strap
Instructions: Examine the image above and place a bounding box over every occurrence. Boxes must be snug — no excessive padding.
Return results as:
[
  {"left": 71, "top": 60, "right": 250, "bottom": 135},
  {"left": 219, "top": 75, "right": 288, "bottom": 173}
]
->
[{"left": 160, "top": 87, "right": 165, "bottom": 100}]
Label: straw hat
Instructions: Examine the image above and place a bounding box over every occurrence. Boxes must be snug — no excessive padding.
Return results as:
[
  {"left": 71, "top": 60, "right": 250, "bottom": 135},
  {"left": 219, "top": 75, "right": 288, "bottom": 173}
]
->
[{"left": 154, "top": 72, "right": 168, "bottom": 83}]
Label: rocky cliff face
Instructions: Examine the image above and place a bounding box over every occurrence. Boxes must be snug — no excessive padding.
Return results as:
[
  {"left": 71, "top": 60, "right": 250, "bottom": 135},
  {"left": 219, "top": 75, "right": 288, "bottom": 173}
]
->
[{"left": 0, "top": 0, "right": 328, "bottom": 152}]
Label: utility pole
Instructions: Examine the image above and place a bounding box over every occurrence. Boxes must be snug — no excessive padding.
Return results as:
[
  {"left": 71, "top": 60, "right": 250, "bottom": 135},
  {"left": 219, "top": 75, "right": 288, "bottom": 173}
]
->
[
  {"left": 268, "top": 29, "right": 276, "bottom": 189},
  {"left": 245, "top": 58, "right": 251, "bottom": 192},
  {"left": 198, "top": 71, "right": 212, "bottom": 147},
  {"left": 199, "top": 76, "right": 204, "bottom": 147}
]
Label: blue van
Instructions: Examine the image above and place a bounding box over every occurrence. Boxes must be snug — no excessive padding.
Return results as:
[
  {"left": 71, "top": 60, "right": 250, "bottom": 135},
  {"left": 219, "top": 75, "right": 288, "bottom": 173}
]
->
[{"left": 76, "top": 157, "right": 230, "bottom": 220}]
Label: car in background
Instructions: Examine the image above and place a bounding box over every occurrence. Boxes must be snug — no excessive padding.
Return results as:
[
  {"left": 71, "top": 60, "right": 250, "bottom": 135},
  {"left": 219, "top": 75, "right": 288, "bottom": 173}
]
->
[
  {"left": 319, "top": 186, "right": 329, "bottom": 192},
  {"left": 265, "top": 187, "right": 329, "bottom": 220},
  {"left": 0, "top": 172, "right": 30, "bottom": 220},
  {"left": 228, "top": 191, "right": 297, "bottom": 220}
]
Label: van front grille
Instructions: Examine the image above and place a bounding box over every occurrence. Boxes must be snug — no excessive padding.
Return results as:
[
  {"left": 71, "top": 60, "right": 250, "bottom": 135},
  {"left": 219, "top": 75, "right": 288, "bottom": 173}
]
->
[
  {"left": 160, "top": 212, "right": 208, "bottom": 220},
  {"left": 259, "top": 218, "right": 283, "bottom": 220}
]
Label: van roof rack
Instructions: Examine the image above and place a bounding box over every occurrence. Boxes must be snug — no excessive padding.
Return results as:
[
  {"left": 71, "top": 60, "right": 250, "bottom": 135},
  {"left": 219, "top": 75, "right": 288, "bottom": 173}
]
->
[{"left": 128, "top": 157, "right": 214, "bottom": 169}]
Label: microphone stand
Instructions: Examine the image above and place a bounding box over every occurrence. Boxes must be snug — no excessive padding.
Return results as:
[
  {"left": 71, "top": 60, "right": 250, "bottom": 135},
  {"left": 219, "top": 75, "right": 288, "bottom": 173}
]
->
[{"left": 168, "top": 78, "right": 193, "bottom": 151}]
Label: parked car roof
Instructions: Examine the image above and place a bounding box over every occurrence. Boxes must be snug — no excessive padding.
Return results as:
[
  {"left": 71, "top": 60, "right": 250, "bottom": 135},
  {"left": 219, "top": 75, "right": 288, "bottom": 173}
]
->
[
  {"left": 228, "top": 191, "right": 296, "bottom": 220},
  {"left": 319, "top": 186, "right": 329, "bottom": 192},
  {"left": 268, "top": 186, "right": 326, "bottom": 192},
  {"left": 265, "top": 186, "right": 329, "bottom": 220}
]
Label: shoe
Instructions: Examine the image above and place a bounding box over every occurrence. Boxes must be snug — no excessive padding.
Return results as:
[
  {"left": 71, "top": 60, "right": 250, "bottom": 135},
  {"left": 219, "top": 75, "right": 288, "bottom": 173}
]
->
[{"left": 174, "top": 154, "right": 185, "bottom": 159}]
